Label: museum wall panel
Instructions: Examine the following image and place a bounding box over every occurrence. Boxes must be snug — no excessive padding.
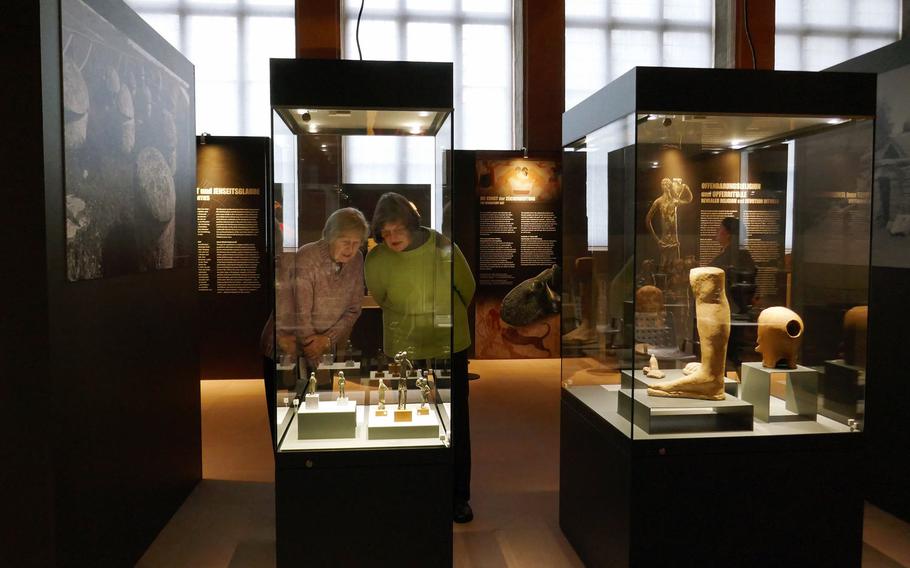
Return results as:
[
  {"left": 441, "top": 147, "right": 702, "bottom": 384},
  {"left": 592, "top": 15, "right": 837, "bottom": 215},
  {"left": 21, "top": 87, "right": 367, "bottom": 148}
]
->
[
  {"left": 1, "top": 0, "right": 202, "bottom": 564},
  {"left": 196, "top": 136, "right": 271, "bottom": 380}
]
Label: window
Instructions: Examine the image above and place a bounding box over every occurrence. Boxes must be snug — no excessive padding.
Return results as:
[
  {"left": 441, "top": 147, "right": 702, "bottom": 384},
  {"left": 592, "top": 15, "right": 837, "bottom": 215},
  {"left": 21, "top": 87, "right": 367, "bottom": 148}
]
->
[
  {"left": 341, "top": 0, "right": 514, "bottom": 185},
  {"left": 565, "top": 0, "right": 714, "bottom": 111},
  {"left": 125, "top": 0, "right": 295, "bottom": 136},
  {"left": 775, "top": 0, "right": 901, "bottom": 71}
]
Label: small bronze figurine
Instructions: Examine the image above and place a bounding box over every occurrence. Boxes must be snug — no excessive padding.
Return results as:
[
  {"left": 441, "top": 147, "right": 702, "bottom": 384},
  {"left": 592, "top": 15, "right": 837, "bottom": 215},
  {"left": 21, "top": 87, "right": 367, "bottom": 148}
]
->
[
  {"left": 377, "top": 378, "right": 388, "bottom": 414},
  {"left": 397, "top": 375, "right": 408, "bottom": 410},
  {"left": 307, "top": 372, "right": 317, "bottom": 395},
  {"left": 394, "top": 351, "right": 413, "bottom": 376},
  {"left": 416, "top": 373, "right": 431, "bottom": 414}
]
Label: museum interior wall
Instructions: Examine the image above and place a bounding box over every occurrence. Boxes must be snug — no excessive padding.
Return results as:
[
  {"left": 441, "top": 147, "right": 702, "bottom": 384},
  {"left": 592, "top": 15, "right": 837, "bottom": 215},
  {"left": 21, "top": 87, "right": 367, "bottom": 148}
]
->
[
  {"left": 0, "top": 2, "right": 56, "bottom": 565},
  {"left": 832, "top": 37, "right": 910, "bottom": 524},
  {"left": 1, "top": 1, "right": 201, "bottom": 565}
]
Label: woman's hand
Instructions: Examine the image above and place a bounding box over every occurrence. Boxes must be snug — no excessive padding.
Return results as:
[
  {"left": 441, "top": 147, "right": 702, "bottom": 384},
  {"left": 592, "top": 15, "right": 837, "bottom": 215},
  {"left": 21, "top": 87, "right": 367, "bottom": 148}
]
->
[{"left": 302, "top": 334, "right": 331, "bottom": 360}]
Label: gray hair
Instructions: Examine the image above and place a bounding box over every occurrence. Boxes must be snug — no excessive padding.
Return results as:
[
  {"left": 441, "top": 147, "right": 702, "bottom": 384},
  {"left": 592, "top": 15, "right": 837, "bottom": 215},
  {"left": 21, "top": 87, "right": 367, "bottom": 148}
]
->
[{"left": 323, "top": 207, "right": 369, "bottom": 243}]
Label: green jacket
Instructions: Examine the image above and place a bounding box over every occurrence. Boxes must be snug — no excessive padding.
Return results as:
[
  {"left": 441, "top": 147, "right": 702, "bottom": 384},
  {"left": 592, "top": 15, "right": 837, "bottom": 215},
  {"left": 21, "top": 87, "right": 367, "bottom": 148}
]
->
[{"left": 365, "top": 229, "right": 475, "bottom": 359}]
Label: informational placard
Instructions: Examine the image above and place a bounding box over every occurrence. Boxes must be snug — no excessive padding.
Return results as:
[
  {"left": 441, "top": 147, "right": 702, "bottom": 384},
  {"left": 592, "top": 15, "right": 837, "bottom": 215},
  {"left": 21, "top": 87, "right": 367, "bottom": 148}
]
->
[
  {"left": 196, "top": 136, "right": 270, "bottom": 381},
  {"left": 698, "top": 181, "right": 786, "bottom": 303},
  {"left": 196, "top": 186, "right": 263, "bottom": 294},
  {"left": 473, "top": 155, "right": 562, "bottom": 359}
]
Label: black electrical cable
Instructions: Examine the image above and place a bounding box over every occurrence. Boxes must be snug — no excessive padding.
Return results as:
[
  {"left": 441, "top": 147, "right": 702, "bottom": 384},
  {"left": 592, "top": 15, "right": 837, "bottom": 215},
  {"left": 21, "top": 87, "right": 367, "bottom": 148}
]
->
[
  {"left": 743, "top": 0, "right": 757, "bottom": 69},
  {"left": 356, "top": 0, "right": 365, "bottom": 60}
]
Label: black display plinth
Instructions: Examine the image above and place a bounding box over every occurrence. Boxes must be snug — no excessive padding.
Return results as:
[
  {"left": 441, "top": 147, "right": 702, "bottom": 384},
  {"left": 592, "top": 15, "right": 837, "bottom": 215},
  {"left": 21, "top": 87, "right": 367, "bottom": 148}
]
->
[
  {"left": 560, "top": 387, "right": 863, "bottom": 567},
  {"left": 276, "top": 448, "right": 451, "bottom": 567},
  {"left": 822, "top": 359, "right": 865, "bottom": 426}
]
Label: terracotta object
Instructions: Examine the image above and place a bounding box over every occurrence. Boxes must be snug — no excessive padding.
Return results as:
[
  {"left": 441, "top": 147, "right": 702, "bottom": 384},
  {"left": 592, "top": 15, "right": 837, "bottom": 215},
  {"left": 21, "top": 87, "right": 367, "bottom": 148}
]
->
[
  {"left": 635, "top": 285, "right": 664, "bottom": 313},
  {"left": 563, "top": 257, "right": 597, "bottom": 344},
  {"left": 843, "top": 306, "right": 868, "bottom": 367},
  {"left": 648, "top": 267, "right": 729, "bottom": 400},
  {"left": 682, "top": 362, "right": 700, "bottom": 375},
  {"left": 643, "top": 354, "right": 664, "bottom": 379},
  {"left": 755, "top": 307, "right": 804, "bottom": 369}
]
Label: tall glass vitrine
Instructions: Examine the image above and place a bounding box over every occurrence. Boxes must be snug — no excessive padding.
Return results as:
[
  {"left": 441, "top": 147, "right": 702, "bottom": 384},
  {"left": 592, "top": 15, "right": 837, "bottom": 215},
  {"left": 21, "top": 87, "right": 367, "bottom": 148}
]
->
[
  {"left": 269, "top": 59, "right": 455, "bottom": 567},
  {"left": 558, "top": 67, "right": 876, "bottom": 567},
  {"left": 561, "top": 67, "right": 874, "bottom": 440}
]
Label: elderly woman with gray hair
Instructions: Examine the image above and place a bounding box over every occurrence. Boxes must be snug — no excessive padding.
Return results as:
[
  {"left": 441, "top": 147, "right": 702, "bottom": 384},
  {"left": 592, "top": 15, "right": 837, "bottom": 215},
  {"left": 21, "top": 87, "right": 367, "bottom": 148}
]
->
[{"left": 277, "top": 207, "right": 369, "bottom": 362}]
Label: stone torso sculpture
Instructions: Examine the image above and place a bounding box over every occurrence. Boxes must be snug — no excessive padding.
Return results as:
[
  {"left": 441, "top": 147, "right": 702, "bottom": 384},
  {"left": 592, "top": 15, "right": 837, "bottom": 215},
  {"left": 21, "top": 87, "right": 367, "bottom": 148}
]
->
[{"left": 648, "top": 266, "right": 729, "bottom": 400}]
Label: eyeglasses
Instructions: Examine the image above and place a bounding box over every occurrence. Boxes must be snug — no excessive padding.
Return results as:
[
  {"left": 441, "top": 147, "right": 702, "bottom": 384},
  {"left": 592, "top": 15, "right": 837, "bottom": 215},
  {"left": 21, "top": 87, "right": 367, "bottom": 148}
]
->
[{"left": 380, "top": 225, "right": 409, "bottom": 240}]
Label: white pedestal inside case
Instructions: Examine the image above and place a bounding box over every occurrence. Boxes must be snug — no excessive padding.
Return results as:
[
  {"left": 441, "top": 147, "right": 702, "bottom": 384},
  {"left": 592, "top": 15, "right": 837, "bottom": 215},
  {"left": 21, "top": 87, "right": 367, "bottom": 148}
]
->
[
  {"left": 741, "top": 362, "right": 818, "bottom": 423},
  {"left": 367, "top": 404, "right": 439, "bottom": 440},
  {"left": 316, "top": 361, "right": 361, "bottom": 385},
  {"left": 297, "top": 400, "right": 357, "bottom": 440}
]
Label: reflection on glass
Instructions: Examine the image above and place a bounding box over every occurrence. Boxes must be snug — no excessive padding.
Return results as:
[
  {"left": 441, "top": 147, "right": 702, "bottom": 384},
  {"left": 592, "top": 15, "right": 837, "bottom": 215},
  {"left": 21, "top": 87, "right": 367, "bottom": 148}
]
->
[
  {"left": 562, "top": 105, "right": 873, "bottom": 440},
  {"left": 271, "top": 98, "right": 457, "bottom": 452}
]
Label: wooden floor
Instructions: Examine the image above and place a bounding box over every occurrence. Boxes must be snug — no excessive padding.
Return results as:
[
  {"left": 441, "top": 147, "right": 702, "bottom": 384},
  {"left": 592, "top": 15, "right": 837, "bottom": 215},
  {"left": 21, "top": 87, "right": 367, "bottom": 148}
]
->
[{"left": 138, "top": 362, "right": 910, "bottom": 567}]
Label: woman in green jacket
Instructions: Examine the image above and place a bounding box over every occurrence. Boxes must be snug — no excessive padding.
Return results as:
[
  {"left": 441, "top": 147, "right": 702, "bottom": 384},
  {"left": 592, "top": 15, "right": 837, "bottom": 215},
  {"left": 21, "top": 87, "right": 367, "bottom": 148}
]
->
[{"left": 365, "top": 192, "right": 476, "bottom": 523}]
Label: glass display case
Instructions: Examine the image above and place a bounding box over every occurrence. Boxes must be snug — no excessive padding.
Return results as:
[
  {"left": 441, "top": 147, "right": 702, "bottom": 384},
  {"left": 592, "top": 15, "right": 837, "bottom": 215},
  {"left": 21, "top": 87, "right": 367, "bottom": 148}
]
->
[
  {"left": 558, "top": 66, "right": 876, "bottom": 567},
  {"left": 561, "top": 67, "right": 874, "bottom": 440},
  {"left": 269, "top": 59, "right": 455, "bottom": 567},
  {"left": 270, "top": 59, "right": 455, "bottom": 453}
]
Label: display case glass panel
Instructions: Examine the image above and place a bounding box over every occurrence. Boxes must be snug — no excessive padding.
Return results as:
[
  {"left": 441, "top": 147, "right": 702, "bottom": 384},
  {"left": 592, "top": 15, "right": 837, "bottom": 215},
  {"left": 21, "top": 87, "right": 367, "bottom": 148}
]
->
[
  {"left": 561, "top": 67, "right": 874, "bottom": 440},
  {"left": 270, "top": 60, "right": 454, "bottom": 453}
]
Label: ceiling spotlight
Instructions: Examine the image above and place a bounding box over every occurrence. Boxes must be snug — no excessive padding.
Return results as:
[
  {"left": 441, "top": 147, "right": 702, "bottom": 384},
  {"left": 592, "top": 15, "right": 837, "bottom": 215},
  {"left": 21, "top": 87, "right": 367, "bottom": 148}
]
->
[
  {"left": 308, "top": 123, "right": 319, "bottom": 133},
  {"left": 297, "top": 109, "right": 311, "bottom": 122},
  {"left": 827, "top": 118, "right": 846, "bottom": 125},
  {"left": 320, "top": 144, "right": 327, "bottom": 148},
  {"left": 418, "top": 111, "right": 431, "bottom": 118},
  {"left": 662, "top": 117, "right": 672, "bottom": 127},
  {"left": 409, "top": 125, "right": 422, "bottom": 135}
]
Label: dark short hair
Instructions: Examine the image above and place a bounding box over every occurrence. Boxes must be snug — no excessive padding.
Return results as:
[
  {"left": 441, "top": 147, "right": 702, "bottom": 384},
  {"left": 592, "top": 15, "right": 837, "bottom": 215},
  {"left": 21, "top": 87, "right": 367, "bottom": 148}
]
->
[
  {"left": 721, "top": 216, "right": 740, "bottom": 236},
  {"left": 371, "top": 192, "right": 421, "bottom": 242}
]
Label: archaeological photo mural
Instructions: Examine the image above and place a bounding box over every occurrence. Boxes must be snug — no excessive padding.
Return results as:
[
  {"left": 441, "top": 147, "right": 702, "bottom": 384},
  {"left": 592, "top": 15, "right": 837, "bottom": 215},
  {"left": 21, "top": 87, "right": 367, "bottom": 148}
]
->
[{"left": 61, "top": 0, "right": 194, "bottom": 281}]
